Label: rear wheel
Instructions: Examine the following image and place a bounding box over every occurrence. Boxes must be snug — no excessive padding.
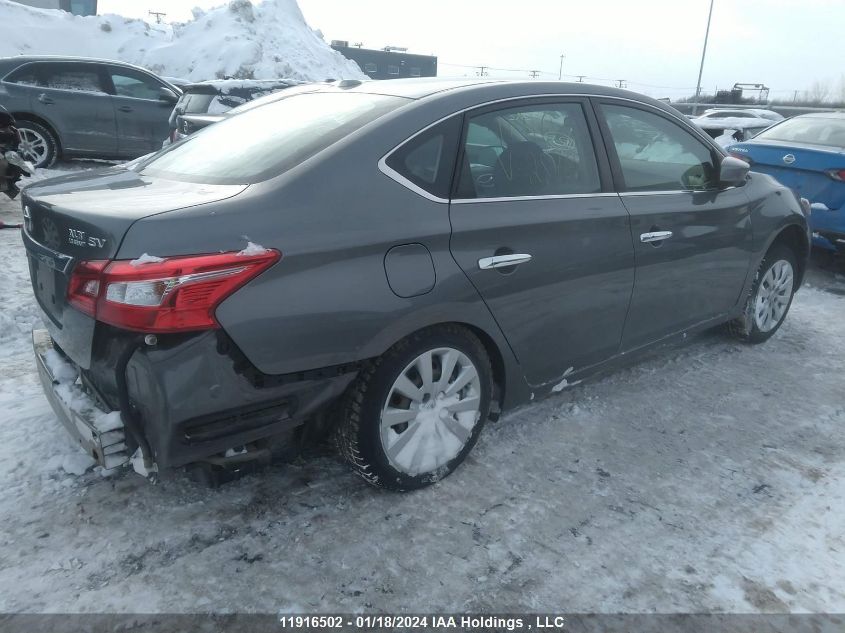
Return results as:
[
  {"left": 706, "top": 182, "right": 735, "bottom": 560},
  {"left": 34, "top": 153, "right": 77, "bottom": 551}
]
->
[
  {"left": 335, "top": 325, "right": 493, "bottom": 491},
  {"left": 16, "top": 120, "right": 58, "bottom": 168},
  {"left": 728, "top": 244, "right": 797, "bottom": 343}
]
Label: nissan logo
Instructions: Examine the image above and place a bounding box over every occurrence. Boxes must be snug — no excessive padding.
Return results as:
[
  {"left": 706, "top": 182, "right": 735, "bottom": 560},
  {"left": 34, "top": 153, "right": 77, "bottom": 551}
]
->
[{"left": 782, "top": 154, "right": 796, "bottom": 165}]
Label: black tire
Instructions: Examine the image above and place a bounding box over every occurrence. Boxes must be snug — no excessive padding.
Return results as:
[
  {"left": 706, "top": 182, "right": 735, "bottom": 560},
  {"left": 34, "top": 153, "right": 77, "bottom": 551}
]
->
[
  {"left": 728, "top": 244, "right": 798, "bottom": 343},
  {"left": 334, "top": 325, "right": 493, "bottom": 491},
  {"left": 15, "top": 119, "right": 58, "bottom": 169}
]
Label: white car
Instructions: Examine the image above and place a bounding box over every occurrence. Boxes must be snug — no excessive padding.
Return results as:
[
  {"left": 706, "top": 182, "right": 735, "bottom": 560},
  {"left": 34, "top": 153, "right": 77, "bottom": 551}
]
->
[{"left": 694, "top": 108, "right": 783, "bottom": 124}]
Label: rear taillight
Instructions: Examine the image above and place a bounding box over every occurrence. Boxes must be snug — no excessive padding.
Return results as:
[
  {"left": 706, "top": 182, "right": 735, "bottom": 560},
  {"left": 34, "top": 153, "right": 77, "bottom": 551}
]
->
[
  {"left": 67, "top": 250, "right": 280, "bottom": 333},
  {"left": 825, "top": 169, "right": 845, "bottom": 182}
]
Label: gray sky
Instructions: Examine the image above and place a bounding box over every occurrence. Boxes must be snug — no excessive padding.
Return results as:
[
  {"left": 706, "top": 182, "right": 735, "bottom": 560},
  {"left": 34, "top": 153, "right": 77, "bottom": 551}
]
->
[{"left": 97, "top": 0, "right": 844, "bottom": 100}]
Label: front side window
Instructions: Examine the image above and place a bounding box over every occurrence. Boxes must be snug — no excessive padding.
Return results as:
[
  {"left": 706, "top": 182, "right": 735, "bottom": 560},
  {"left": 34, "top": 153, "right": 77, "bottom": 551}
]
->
[
  {"left": 40, "top": 63, "right": 105, "bottom": 94},
  {"left": 110, "top": 69, "right": 162, "bottom": 100},
  {"left": 601, "top": 104, "right": 717, "bottom": 192},
  {"left": 140, "top": 92, "right": 407, "bottom": 184},
  {"left": 455, "top": 102, "right": 601, "bottom": 199}
]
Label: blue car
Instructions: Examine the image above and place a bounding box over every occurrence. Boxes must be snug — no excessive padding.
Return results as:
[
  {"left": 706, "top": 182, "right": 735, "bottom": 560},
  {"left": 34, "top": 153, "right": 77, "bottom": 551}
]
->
[{"left": 727, "top": 112, "right": 845, "bottom": 252}]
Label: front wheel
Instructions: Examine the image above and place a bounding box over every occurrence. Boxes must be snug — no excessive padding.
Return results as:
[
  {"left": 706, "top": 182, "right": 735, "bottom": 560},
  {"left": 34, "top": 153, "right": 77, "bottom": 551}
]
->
[
  {"left": 728, "top": 244, "right": 797, "bottom": 343},
  {"left": 335, "top": 325, "right": 493, "bottom": 491}
]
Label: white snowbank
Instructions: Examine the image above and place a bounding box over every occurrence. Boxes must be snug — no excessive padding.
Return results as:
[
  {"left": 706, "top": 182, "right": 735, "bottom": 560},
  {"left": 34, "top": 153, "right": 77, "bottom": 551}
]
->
[{"left": 0, "top": 0, "right": 365, "bottom": 83}]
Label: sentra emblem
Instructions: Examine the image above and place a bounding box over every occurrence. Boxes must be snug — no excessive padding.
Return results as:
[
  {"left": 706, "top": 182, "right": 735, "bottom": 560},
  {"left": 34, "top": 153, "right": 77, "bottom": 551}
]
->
[
  {"left": 782, "top": 154, "right": 796, "bottom": 165},
  {"left": 68, "top": 227, "right": 107, "bottom": 249}
]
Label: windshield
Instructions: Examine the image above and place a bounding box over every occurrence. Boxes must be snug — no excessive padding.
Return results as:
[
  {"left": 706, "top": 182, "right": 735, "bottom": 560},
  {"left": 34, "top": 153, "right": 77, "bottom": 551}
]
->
[
  {"left": 754, "top": 116, "right": 845, "bottom": 148},
  {"left": 142, "top": 92, "right": 407, "bottom": 184}
]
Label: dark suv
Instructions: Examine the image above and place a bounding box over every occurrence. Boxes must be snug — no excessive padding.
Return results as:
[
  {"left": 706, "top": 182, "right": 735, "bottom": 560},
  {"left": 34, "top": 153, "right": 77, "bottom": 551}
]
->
[{"left": 0, "top": 56, "right": 181, "bottom": 167}]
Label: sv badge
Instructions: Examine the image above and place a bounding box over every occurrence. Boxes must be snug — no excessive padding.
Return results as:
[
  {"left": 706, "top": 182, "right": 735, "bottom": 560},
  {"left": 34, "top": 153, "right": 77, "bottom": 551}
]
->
[{"left": 68, "top": 228, "right": 107, "bottom": 249}]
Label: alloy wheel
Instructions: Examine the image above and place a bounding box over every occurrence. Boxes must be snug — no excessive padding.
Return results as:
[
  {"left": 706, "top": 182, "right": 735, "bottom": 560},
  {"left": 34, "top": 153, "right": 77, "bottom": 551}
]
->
[
  {"left": 18, "top": 128, "right": 48, "bottom": 165},
  {"left": 754, "top": 259, "right": 794, "bottom": 333},
  {"left": 380, "top": 347, "right": 482, "bottom": 476}
]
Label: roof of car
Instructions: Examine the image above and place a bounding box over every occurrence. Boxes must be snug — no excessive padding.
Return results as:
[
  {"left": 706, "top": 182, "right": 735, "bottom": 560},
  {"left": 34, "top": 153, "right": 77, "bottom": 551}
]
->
[
  {"left": 0, "top": 55, "right": 152, "bottom": 69},
  {"left": 342, "top": 77, "right": 673, "bottom": 103},
  {"left": 796, "top": 111, "right": 845, "bottom": 119}
]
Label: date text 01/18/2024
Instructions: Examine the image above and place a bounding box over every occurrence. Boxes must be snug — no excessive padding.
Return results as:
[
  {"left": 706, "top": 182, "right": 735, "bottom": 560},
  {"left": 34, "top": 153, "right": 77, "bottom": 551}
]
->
[{"left": 277, "top": 615, "right": 568, "bottom": 630}]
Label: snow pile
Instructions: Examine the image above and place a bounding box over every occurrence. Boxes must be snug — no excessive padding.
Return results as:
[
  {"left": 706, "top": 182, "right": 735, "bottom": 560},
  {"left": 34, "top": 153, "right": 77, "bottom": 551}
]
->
[{"left": 0, "top": 0, "right": 365, "bottom": 83}]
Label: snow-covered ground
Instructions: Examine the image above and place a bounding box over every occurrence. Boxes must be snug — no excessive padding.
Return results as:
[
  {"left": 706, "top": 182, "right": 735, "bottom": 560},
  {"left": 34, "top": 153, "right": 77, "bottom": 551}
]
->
[
  {"left": 1, "top": 170, "right": 844, "bottom": 613},
  {"left": 0, "top": 0, "right": 365, "bottom": 83}
]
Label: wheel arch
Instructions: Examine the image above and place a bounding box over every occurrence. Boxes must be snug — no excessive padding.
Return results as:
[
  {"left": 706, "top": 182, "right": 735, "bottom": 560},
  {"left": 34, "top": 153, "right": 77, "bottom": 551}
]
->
[{"left": 767, "top": 222, "right": 810, "bottom": 288}]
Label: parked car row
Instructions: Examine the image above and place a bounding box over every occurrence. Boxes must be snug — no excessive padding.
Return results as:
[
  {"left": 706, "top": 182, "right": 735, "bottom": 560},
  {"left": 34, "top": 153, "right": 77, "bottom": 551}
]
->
[
  {"left": 166, "top": 78, "right": 299, "bottom": 144},
  {"left": 22, "top": 79, "right": 810, "bottom": 488},
  {"left": 0, "top": 55, "right": 298, "bottom": 168}
]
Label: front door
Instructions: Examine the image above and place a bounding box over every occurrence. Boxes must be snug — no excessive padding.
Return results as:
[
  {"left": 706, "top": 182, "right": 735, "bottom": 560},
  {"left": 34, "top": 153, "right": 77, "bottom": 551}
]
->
[
  {"left": 106, "top": 67, "right": 174, "bottom": 156},
  {"left": 594, "top": 101, "right": 753, "bottom": 350},
  {"left": 448, "top": 99, "right": 635, "bottom": 387}
]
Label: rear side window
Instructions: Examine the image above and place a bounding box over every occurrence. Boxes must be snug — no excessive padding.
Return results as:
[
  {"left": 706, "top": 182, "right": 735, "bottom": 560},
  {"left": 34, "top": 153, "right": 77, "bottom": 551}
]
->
[
  {"left": 385, "top": 116, "right": 461, "bottom": 199},
  {"left": 40, "top": 63, "right": 105, "bottom": 94},
  {"left": 141, "top": 92, "right": 407, "bottom": 184},
  {"left": 5, "top": 64, "right": 40, "bottom": 86},
  {"left": 601, "top": 104, "right": 717, "bottom": 192},
  {"left": 455, "top": 101, "right": 601, "bottom": 199}
]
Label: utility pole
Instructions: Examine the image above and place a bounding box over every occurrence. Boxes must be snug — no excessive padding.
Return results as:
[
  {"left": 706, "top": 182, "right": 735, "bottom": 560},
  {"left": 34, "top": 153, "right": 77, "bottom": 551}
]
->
[
  {"left": 694, "top": 0, "right": 715, "bottom": 102},
  {"left": 529, "top": 70, "right": 541, "bottom": 79},
  {"left": 148, "top": 10, "right": 166, "bottom": 24},
  {"left": 558, "top": 54, "right": 565, "bottom": 80},
  {"left": 576, "top": 75, "right": 585, "bottom": 83},
  {"left": 616, "top": 79, "right": 627, "bottom": 89},
  {"left": 476, "top": 66, "right": 488, "bottom": 77}
]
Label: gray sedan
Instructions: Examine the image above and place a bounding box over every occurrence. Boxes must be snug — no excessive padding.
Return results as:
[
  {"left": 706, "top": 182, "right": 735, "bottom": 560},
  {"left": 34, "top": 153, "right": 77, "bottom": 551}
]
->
[{"left": 22, "top": 79, "right": 810, "bottom": 490}]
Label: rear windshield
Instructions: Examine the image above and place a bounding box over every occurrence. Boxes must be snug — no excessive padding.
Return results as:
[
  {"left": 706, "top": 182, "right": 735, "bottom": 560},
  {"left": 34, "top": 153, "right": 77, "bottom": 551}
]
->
[
  {"left": 141, "top": 92, "right": 407, "bottom": 184},
  {"left": 754, "top": 117, "right": 845, "bottom": 148}
]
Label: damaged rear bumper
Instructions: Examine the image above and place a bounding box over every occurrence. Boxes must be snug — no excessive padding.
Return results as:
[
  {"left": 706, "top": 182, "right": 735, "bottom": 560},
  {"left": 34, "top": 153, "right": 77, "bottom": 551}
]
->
[
  {"left": 33, "top": 329, "right": 130, "bottom": 469},
  {"left": 34, "top": 326, "right": 358, "bottom": 474}
]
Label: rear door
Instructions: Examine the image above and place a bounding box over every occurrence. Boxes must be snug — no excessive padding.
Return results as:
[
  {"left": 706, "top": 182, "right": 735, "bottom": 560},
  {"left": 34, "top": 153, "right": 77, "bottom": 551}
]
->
[
  {"left": 594, "top": 100, "right": 753, "bottom": 350},
  {"left": 448, "top": 98, "right": 635, "bottom": 387},
  {"left": 106, "top": 66, "right": 174, "bottom": 156},
  {"left": 28, "top": 62, "right": 117, "bottom": 155}
]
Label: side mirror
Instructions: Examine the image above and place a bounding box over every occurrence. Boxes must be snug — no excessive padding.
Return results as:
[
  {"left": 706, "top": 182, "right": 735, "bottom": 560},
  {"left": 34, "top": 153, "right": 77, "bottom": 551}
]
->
[
  {"left": 719, "top": 155, "right": 750, "bottom": 187},
  {"left": 158, "top": 87, "right": 178, "bottom": 104}
]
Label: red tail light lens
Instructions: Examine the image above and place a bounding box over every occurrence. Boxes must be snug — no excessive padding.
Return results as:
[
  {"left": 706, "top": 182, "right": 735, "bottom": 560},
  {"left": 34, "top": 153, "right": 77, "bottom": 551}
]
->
[
  {"left": 67, "top": 260, "right": 107, "bottom": 317},
  {"left": 825, "top": 169, "right": 845, "bottom": 182},
  {"left": 67, "top": 250, "right": 280, "bottom": 333}
]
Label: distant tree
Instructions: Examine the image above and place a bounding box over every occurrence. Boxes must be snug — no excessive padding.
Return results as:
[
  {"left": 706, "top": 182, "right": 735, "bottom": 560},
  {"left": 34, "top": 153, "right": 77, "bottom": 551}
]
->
[{"left": 805, "top": 79, "right": 831, "bottom": 104}]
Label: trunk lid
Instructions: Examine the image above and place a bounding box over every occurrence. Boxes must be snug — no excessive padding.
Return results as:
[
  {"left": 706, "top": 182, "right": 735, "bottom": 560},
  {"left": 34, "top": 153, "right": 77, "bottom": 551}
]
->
[{"left": 22, "top": 167, "right": 246, "bottom": 368}]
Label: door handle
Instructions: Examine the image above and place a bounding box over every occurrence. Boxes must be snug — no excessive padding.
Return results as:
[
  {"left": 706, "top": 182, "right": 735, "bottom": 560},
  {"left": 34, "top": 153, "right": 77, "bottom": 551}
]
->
[
  {"left": 37, "top": 93, "right": 54, "bottom": 105},
  {"left": 640, "top": 231, "right": 673, "bottom": 243},
  {"left": 478, "top": 253, "right": 532, "bottom": 270},
  {"left": 118, "top": 105, "right": 133, "bottom": 113}
]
